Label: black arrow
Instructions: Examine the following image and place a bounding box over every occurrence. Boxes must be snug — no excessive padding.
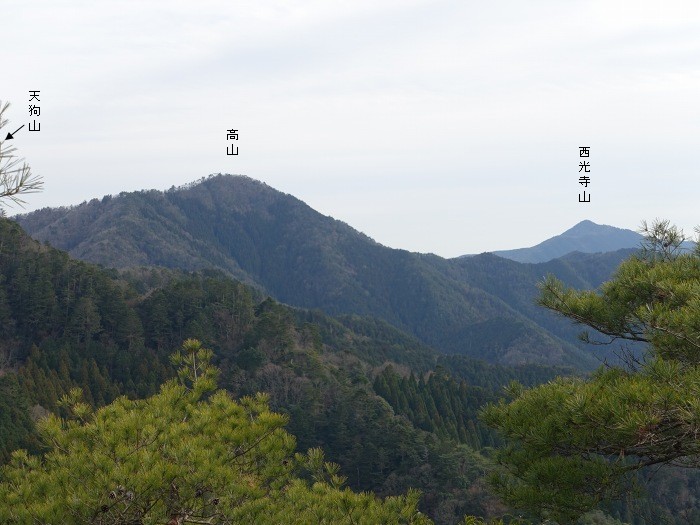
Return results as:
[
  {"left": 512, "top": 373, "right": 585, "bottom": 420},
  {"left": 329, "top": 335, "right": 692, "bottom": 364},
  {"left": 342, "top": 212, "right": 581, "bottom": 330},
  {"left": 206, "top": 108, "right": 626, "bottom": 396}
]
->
[{"left": 5, "top": 124, "right": 25, "bottom": 140}]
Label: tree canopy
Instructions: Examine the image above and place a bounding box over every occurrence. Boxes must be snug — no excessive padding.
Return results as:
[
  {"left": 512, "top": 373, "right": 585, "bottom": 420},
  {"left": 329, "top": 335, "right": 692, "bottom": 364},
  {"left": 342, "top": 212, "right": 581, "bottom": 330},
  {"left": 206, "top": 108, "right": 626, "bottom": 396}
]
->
[
  {"left": 0, "top": 339, "right": 431, "bottom": 524},
  {"left": 481, "top": 220, "right": 700, "bottom": 523}
]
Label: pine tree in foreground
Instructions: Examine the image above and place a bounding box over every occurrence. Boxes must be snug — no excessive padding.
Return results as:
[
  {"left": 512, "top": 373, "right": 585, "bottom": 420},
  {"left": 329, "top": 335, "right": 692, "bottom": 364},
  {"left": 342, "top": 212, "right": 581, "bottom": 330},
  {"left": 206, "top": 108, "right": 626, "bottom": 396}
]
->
[
  {"left": 482, "top": 220, "right": 700, "bottom": 523},
  {"left": 0, "top": 339, "right": 432, "bottom": 524}
]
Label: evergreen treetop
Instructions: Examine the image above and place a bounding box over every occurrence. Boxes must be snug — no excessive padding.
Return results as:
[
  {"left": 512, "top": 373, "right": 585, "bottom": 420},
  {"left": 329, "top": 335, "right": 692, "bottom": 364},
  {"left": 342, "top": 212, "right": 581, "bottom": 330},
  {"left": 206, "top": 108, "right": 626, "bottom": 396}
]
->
[{"left": 482, "top": 220, "right": 700, "bottom": 523}]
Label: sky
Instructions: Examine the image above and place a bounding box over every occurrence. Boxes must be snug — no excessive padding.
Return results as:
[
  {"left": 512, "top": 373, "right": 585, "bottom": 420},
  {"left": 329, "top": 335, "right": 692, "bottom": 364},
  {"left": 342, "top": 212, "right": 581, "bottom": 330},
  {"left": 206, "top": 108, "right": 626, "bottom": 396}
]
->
[{"left": 2, "top": 1, "right": 700, "bottom": 257}]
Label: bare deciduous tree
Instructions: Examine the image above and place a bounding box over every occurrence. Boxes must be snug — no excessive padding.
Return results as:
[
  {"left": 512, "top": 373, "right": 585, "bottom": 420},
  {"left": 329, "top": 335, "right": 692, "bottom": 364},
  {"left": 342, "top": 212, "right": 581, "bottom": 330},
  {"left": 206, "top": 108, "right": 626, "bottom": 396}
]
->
[{"left": 0, "top": 100, "right": 43, "bottom": 212}]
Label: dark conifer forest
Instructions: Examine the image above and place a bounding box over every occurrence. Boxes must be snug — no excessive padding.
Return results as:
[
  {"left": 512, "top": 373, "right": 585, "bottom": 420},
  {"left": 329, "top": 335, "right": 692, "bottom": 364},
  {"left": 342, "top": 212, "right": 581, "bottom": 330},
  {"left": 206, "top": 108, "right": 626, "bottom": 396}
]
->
[{"left": 3, "top": 177, "right": 700, "bottom": 524}]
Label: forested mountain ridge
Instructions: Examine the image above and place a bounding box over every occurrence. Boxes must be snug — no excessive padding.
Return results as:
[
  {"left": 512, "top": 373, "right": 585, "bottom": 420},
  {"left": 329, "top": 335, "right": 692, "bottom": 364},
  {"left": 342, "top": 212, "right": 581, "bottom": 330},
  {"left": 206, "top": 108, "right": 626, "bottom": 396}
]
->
[
  {"left": 449, "top": 249, "right": 641, "bottom": 364},
  {"left": 19, "top": 212, "right": 661, "bottom": 522},
  {"left": 0, "top": 217, "right": 530, "bottom": 523},
  {"left": 15, "top": 174, "right": 632, "bottom": 369},
  {"left": 2, "top": 207, "right": 694, "bottom": 523}
]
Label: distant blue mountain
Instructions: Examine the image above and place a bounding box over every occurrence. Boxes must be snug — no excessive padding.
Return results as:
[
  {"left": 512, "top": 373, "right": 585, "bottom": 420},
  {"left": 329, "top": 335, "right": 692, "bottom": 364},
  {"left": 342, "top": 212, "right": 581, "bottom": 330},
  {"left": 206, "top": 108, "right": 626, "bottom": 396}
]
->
[
  {"left": 482, "top": 220, "right": 644, "bottom": 264},
  {"left": 14, "top": 180, "right": 676, "bottom": 369}
]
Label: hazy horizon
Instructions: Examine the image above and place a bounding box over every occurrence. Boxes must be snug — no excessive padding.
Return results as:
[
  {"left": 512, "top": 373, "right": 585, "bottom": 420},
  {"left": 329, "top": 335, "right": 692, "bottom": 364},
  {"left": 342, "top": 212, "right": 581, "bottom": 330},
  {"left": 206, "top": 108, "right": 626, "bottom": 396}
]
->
[
  {"left": 4, "top": 1, "right": 699, "bottom": 257},
  {"left": 11, "top": 173, "right": 655, "bottom": 258}
]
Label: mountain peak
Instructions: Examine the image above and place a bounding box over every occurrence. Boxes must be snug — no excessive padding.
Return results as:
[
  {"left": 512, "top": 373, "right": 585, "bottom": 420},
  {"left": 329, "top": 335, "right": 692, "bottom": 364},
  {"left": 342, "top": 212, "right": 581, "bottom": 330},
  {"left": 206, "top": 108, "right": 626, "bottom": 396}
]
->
[
  {"left": 567, "top": 219, "right": 597, "bottom": 231},
  {"left": 563, "top": 220, "right": 628, "bottom": 236},
  {"left": 13, "top": 174, "right": 603, "bottom": 369},
  {"left": 487, "top": 220, "right": 643, "bottom": 264}
]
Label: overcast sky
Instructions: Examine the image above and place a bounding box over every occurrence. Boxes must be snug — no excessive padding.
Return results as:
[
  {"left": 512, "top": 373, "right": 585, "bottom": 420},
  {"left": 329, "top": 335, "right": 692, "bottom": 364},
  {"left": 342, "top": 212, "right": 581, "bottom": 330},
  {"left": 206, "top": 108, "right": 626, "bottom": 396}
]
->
[{"left": 3, "top": 1, "right": 699, "bottom": 257}]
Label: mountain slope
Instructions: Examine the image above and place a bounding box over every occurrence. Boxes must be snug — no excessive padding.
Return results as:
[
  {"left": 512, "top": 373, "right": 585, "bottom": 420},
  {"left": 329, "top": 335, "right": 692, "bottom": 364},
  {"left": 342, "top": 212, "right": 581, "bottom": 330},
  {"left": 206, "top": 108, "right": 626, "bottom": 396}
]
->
[
  {"left": 4, "top": 201, "right": 690, "bottom": 525},
  {"left": 0, "top": 217, "right": 519, "bottom": 523},
  {"left": 484, "top": 220, "right": 643, "bottom": 263},
  {"left": 451, "top": 249, "right": 642, "bottom": 365},
  {"left": 15, "top": 175, "right": 617, "bottom": 368}
]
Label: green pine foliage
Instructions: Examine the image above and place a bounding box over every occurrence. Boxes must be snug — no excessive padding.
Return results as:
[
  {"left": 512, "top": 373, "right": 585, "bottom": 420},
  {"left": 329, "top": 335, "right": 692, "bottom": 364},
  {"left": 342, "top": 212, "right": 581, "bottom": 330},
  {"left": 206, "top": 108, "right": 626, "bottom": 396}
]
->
[
  {"left": 481, "top": 221, "right": 700, "bottom": 523},
  {"left": 0, "top": 218, "right": 510, "bottom": 524},
  {"left": 12, "top": 210, "right": 700, "bottom": 523},
  {"left": 0, "top": 341, "right": 432, "bottom": 524}
]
